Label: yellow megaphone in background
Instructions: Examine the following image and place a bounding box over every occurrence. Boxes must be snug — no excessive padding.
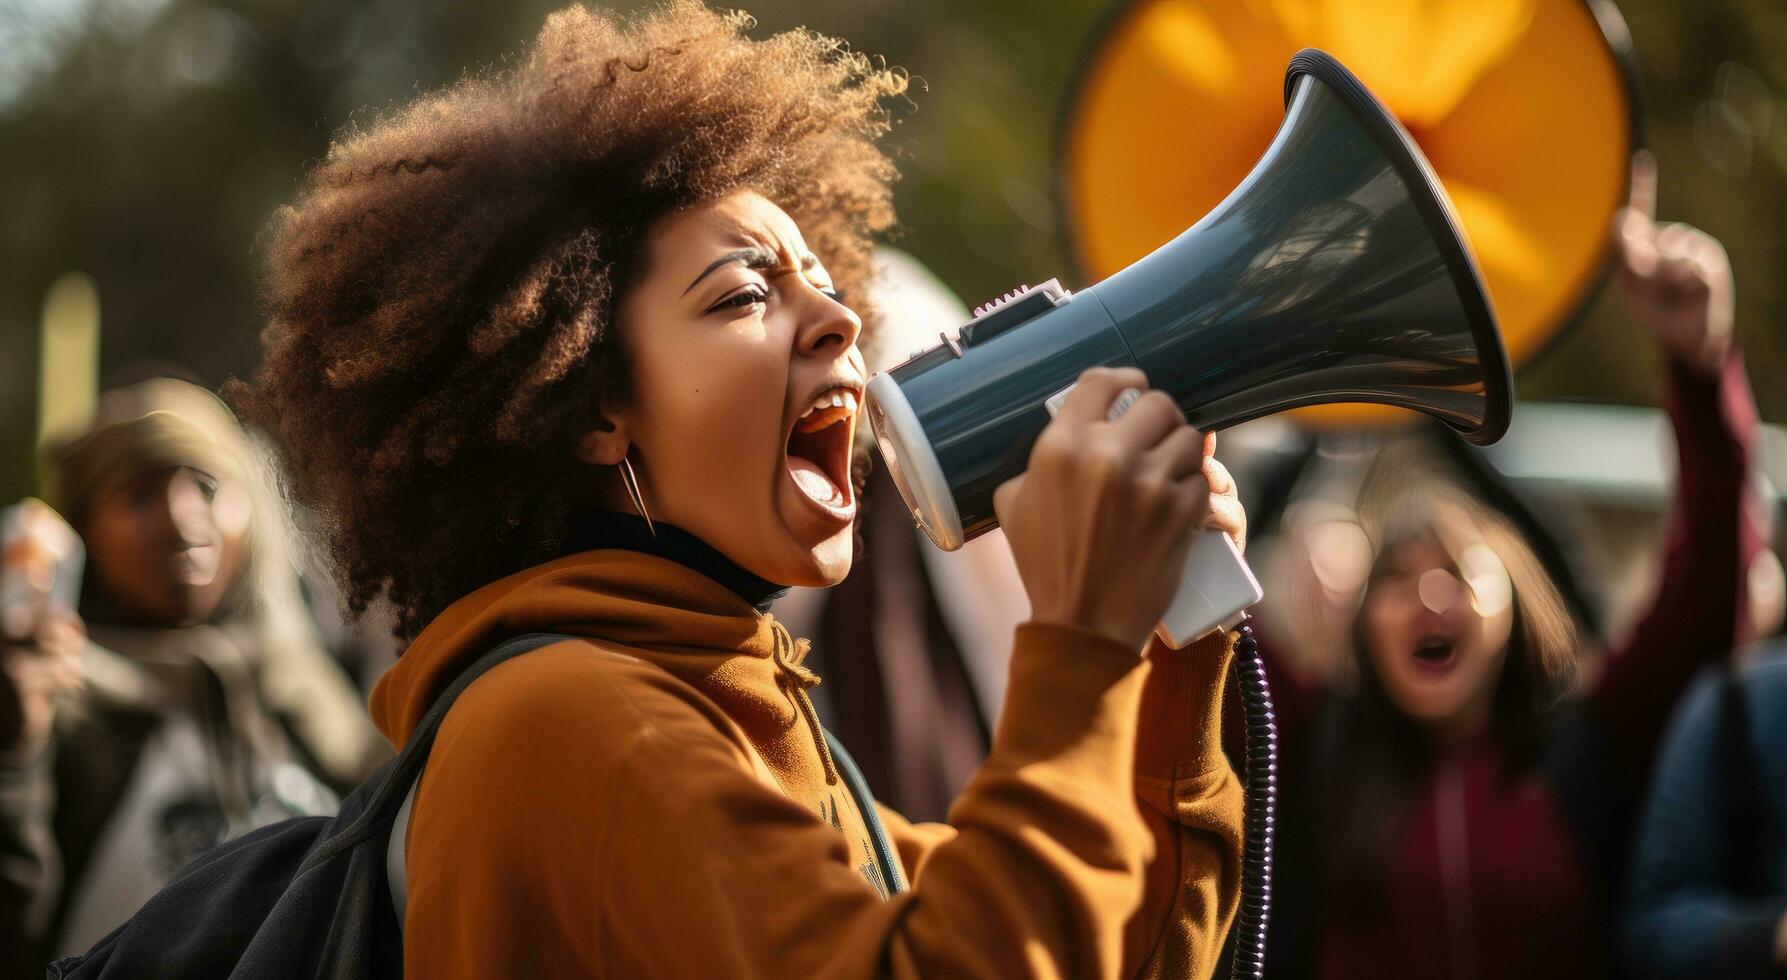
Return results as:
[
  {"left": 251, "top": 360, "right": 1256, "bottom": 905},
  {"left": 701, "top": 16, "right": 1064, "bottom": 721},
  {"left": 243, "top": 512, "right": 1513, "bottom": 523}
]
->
[{"left": 1059, "top": 0, "right": 1641, "bottom": 427}]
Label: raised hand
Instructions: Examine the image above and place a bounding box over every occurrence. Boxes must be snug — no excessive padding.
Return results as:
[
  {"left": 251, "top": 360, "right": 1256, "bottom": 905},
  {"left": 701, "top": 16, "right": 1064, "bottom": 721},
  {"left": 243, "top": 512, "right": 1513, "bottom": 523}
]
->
[
  {"left": 1613, "top": 150, "right": 1735, "bottom": 377},
  {"left": 1, "top": 607, "right": 85, "bottom": 751}
]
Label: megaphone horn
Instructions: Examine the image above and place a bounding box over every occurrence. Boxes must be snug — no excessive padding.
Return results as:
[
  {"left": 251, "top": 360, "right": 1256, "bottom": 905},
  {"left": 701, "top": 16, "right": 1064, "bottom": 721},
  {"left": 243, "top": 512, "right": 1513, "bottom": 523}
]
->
[{"left": 866, "top": 49, "right": 1513, "bottom": 552}]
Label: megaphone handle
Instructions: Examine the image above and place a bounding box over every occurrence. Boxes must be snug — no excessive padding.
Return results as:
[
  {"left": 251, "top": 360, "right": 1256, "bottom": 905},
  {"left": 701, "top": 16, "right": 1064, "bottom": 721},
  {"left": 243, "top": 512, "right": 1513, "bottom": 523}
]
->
[
  {"left": 1043, "top": 385, "right": 1265, "bottom": 649},
  {"left": 1158, "top": 528, "right": 1264, "bottom": 649}
]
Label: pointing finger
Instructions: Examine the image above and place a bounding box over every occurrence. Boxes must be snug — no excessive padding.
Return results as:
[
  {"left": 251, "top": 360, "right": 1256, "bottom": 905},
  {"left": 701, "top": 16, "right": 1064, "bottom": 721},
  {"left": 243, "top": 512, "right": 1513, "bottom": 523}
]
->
[{"left": 1629, "top": 148, "right": 1658, "bottom": 220}]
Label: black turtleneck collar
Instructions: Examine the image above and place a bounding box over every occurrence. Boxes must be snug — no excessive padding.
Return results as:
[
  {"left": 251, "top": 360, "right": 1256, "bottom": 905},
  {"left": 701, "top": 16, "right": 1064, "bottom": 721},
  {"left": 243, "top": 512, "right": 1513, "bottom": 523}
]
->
[{"left": 569, "top": 511, "right": 789, "bottom": 613}]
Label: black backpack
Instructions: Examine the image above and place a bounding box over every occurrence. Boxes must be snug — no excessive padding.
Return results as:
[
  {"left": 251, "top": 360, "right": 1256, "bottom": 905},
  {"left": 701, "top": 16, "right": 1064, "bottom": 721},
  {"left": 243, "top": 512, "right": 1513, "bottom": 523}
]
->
[{"left": 50, "top": 633, "right": 904, "bottom": 978}]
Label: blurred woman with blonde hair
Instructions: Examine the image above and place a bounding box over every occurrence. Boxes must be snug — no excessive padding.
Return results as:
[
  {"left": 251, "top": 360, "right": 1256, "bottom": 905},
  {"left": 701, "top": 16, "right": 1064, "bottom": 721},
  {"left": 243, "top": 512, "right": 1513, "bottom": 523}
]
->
[{"left": 1262, "top": 164, "right": 1762, "bottom": 978}]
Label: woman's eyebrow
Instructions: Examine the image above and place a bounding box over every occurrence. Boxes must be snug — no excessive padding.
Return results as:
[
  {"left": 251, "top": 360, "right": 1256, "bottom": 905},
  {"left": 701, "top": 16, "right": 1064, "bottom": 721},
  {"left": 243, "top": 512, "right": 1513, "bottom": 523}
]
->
[{"left": 682, "top": 245, "right": 778, "bottom": 296}]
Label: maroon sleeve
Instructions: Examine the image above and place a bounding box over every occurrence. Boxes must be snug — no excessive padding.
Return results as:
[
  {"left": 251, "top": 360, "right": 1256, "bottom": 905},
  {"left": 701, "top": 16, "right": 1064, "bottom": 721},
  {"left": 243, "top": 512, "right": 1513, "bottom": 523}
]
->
[{"left": 1590, "top": 350, "right": 1761, "bottom": 791}]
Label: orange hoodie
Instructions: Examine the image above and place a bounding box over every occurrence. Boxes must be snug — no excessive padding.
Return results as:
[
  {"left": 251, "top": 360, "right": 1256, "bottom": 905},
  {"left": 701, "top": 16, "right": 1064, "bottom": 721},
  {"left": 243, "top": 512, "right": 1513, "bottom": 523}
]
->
[{"left": 369, "top": 548, "right": 1242, "bottom": 978}]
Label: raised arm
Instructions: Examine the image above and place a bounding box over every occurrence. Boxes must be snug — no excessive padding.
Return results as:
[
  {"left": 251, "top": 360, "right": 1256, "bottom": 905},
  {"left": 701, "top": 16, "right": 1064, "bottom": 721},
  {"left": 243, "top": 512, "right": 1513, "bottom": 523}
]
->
[
  {"left": 1589, "top": 154, "right": 1760, "bottom": 790},
  {"left": 875, "top": 371, "right": 1247, "bottom": 978},
  {"left": 878, "top": 627, "right": 1244, "bottom": 980}
]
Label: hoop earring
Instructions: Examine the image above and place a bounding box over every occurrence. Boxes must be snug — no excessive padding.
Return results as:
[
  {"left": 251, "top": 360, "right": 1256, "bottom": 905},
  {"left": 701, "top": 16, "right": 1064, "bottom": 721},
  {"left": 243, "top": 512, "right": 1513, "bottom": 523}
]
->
[{"left": 618, "top": 454, "right": 655, "bottom": 537}]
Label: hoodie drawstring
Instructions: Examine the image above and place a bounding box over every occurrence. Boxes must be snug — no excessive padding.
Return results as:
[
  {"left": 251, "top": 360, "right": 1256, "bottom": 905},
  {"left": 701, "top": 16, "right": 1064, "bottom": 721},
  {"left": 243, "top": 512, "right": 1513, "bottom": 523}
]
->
[{"left": 770, "top": 621, "right": 840, "bottom": 786}]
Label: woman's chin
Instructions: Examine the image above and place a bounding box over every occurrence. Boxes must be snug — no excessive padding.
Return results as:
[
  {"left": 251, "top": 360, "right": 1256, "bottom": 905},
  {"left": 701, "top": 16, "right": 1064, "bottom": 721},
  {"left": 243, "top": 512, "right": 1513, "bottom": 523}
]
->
[
  {"left": 770, "top": 481, "right": 857, "bottom": 586},
  {"left": 777, "top": 527, "right": 854, "bottom": 588},
  {"left": 727, "top": 520, "right": 855, "bottom": 591}
]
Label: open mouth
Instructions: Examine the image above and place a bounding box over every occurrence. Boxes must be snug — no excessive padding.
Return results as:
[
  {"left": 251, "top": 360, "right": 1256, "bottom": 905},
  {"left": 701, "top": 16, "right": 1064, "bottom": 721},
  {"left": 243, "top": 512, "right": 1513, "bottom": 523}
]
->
[
  {"left": 785, "top": 385, "right": 860, "bottom": 518},
  {"left": 1411, "top": 635, "right": 1457, "bottom": 671}
]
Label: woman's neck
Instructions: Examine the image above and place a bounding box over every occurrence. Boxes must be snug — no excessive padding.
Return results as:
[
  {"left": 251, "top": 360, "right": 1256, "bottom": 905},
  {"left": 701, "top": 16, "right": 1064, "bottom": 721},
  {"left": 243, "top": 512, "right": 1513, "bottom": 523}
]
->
[
  {"left": 1423, "top": 688, "right": 1498, "bottom": 750},
  {"left": 570, "top": 511, "right": 789, "bottom": 613}
]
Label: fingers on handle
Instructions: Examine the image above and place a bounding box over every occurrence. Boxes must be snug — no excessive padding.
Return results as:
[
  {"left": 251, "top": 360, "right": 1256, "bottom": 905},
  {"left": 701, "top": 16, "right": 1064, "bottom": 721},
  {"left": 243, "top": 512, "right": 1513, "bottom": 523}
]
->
[
  {"left": 992, "top": 473, "right": 1025, "bottom": 523},
  {"left": 1204, "top": 454, "right": 1237, "bottom": 496},
  {"left": 1206, "top": 491, "right": 1248, "bottom": 553},
  {"left": 1146, "top": 425, "right": 1208, "bottom": 482},
  {"left": 1056, "top": 366, "right": 1149, "bottom": 423},
  {"left": 1109, "top": 390, "right": 1189, "bottom": 452}
]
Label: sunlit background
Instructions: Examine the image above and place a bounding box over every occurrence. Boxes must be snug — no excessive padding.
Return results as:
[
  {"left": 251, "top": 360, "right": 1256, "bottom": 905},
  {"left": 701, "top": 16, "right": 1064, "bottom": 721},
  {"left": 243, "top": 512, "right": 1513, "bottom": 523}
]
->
[{"left": 1, "top": 0, "right": 1781, "bottom": 507}]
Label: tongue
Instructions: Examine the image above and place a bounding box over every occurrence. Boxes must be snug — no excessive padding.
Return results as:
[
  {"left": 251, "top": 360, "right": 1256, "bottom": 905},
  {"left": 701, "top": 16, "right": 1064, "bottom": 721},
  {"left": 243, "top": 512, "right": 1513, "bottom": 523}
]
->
[{"left": 788, "top": 456, "right": 844, "bottom": 505}]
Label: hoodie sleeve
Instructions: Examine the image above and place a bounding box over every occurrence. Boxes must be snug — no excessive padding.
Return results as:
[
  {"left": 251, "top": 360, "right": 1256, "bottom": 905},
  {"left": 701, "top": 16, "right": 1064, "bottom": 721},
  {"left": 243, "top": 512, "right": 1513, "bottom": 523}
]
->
[
  {"left": 1591, "top": 350, "right": 1760, "bottom": 793},
  {"left": 401, "top": 625, "right": 1237, "bottom": 980},
  {"left": 881, "top": 628, "right": 1244, "bottom": 980}
]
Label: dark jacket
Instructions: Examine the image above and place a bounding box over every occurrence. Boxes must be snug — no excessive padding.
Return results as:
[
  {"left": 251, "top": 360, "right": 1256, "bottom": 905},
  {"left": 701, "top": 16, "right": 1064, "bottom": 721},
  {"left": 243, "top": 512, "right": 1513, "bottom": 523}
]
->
[
  {"left": 0, "top": 622, "right": 382, "bottom": 976},
  {"left": 1622, "top": 643, "right": 1787, "bottom": 978}
]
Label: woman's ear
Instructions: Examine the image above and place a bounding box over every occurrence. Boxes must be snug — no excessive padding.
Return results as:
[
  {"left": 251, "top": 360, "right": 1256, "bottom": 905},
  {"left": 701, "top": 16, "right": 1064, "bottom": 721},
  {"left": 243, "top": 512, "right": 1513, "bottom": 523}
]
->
[{"left": 574, "top": 414, "right": 630, "bottom": 467}]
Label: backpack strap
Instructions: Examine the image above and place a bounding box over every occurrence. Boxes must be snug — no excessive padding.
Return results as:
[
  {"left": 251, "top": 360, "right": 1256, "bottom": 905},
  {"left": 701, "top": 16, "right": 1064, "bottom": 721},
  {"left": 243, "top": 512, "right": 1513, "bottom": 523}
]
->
[
  {"left": 382, "top": 632, "right": 575, "bottom": 925},
  {"left": 385, "top": 634, "right": 907, "bottom": 929},
  {"left": 385, "top": 775, "right": 421, "bottom": 924},
  {"left": 296, "top": 632, "right": 572, "bottom": 882},
  {"left": 826, "top": 729, "right": 909, "bottom": 895}
]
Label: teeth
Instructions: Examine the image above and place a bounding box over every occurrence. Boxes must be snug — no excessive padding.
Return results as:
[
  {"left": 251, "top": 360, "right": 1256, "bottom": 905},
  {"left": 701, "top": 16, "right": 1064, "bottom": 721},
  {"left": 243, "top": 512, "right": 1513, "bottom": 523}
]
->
[{"left": 798, "top": 387, "right": 860, "bottom": 420}]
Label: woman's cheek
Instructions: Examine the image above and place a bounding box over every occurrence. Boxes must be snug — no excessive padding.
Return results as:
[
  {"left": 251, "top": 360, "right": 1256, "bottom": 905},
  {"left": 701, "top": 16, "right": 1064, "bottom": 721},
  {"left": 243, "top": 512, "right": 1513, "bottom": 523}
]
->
[
  {"left": 1364, "top": 593, "right": 1407, "bottom": 656},
  {"left": 212, "top": 484, "right": 252, "bottom": 540},
  {"left": 663, "top": 353, "right": 787, "bottom": 515},
  {"left": 1362, "top": 601, "right": 1406, "bottom": 681}
]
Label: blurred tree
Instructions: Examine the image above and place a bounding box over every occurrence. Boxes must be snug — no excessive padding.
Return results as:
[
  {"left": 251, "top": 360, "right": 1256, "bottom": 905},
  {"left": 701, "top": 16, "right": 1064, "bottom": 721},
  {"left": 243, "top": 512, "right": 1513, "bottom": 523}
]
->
[{"left": 0, "top": 0, "right": 1781, "bottom": 506}]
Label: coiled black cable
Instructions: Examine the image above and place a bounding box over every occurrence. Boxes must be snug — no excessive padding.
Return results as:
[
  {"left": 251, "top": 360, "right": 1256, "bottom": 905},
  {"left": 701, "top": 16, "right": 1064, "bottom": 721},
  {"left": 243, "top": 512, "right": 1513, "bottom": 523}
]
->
[{"left": 1229, "top": 621, "right": 1278, "bottom": 979}]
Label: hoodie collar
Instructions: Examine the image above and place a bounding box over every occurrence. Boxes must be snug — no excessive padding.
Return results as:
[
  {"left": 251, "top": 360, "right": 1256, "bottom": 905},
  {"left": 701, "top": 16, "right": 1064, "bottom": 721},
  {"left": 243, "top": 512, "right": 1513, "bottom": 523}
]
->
[
  {"left": 367, "top": 548, "right": 840, "bottom": 789},
  {"left": 568, "top": 511, "right": 789, "bottom": 613},
  {"left": 370, "top": 549, "right": 768, "bottom": 747}
]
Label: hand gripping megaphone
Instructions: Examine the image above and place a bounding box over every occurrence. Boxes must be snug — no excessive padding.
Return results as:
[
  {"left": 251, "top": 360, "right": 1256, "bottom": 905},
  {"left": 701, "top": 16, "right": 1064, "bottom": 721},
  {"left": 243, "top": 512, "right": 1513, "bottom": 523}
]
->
[{"left": 865, "top": 49, "right": 1513, "bottom": 646}]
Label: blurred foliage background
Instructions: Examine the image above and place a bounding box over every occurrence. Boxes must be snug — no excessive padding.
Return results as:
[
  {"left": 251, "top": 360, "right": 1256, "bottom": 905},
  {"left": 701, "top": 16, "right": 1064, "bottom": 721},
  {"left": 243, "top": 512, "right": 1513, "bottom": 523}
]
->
[{"left": 2, "top": 0, "right": 1782, "bottom": 505}]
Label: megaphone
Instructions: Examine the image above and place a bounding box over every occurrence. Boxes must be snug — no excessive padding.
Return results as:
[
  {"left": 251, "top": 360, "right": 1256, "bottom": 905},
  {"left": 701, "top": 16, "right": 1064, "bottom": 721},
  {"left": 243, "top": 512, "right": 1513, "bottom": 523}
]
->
[
  {"left": 1059, "top": 0, "right": 1640, "bottom": 388},
  {"left": 866, "top": 49, "right": 1512, "bottom": 643}
]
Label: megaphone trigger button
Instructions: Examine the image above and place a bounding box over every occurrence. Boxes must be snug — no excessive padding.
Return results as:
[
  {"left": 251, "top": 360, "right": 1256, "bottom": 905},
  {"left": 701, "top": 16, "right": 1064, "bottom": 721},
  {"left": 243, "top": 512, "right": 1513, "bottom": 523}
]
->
[
  {"left": 1107, "top": 387, "right": 1143, "bottom": 421},
  {"left": 960, "top": 279, "right": 1071, "bottom": 347}
]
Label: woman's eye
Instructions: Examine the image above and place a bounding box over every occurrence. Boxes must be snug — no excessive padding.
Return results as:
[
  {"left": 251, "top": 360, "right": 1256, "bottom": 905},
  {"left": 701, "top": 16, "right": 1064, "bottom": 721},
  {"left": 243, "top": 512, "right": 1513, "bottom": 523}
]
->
[
  {"left": 713, "top": 286, "right": 769, "bottom": 312},
  {"left": 820, "top": 287, "right": 846, "bottom": 303},
  {"left": 196, "top": 479, "right": 219, "bottom": 502}
]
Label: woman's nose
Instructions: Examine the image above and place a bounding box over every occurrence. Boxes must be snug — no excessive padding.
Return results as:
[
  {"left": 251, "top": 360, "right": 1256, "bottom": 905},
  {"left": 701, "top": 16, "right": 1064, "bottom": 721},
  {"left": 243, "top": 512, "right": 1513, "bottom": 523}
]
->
[
  {"left": 162, "top": 471, "right": 213, "bottom": 546},
  {"left": 793, "top": 283, "right": 862, "bottom": 357}
]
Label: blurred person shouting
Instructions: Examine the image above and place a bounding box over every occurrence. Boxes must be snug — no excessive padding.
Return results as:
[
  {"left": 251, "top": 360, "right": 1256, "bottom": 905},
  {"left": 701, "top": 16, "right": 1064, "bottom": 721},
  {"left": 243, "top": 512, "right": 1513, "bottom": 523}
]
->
[
  {"left": 1264, "top": 153, "right": 1761, "bottom": 979},
  {"left": 0, "top": 378, "right": 387, "bottom": 973}
]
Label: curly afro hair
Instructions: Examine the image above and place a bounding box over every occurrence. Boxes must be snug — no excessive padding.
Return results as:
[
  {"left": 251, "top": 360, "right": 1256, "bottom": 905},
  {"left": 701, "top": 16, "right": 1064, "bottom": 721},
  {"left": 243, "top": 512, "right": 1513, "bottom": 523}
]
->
[{"left": 230, "top": 2, "right": 906, "bottom": 639}]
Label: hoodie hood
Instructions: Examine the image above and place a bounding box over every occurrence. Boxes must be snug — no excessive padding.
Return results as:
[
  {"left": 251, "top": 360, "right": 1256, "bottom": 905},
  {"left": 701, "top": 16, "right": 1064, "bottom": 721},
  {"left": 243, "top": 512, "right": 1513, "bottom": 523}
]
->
[{"left": 369, "top": 547, "right": 840, "bottom": 790}]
